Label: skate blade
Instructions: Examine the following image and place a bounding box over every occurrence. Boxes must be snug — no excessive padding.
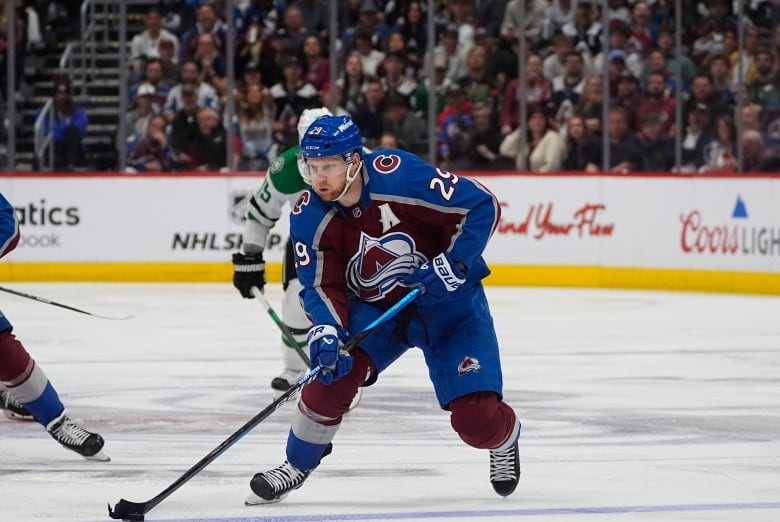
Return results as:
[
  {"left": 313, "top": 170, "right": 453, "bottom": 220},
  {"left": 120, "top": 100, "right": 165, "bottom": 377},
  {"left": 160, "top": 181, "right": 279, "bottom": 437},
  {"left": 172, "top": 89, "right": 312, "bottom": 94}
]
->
[
  {"left": 3, "top": 410, "right": 35, "bottom": 421},
  {"left": 244, "top": 492, "right": 287, "bottom": 506},
  {"left": 85, "top": 449, "right": 111, "bottom": 462}
]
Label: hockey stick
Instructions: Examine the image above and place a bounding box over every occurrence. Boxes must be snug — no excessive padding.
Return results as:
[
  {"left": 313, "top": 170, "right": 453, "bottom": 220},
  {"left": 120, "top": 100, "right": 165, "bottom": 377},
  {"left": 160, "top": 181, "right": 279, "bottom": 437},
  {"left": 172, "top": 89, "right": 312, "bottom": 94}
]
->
[
  {"left": 250, "top": 286, "right": 311, "bottom": 367},
  {"left": 0, "top": 285, "right": 134, "bottom": 320},
  {"left": 108, "top": 287, "right": 421, "bottom": 522}
]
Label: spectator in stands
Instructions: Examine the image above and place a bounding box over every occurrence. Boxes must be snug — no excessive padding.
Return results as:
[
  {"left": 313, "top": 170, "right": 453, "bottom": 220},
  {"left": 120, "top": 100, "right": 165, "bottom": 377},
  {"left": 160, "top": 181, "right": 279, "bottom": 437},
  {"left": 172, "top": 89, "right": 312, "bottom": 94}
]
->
[
  {"left": 437, "top": 83, "right": 475, "bottom": 167},
  {"left": 543, "top": 35, "right": 577, "bottom": 83},
  {"left": 156, "top": 37, "right": 181, "bottom": 87},
  {"left": 377, "top": 131, "right": 400, "bottom": 149},
  {"left": 458, "top": 45, "right": 498, "bottom": 113},
  {"left": 679, "top": 103, "right": 715, "bottom": 172},
  {"left": 447, "top": 0, "right": 477, "bottom": 51},
  {"left": 179, "top": 2, "right": 226, "bottom": 64},
  {"left": 302, "top": 35, "right": 329, "bottom": 91},
  {"left": 382, "top": 93, "right": 427, "bottom": 155},
  {"left": 499, "top": 105, "right": 566, "bottom": 171},
  {"left": 351, "top": 76, "right": 386, "bottom": 149},
  {"left": 379, "top": 51, "right": 418, "bottom": 104},
  {"left": 269, "top": 56, "right": 320, "bottom": 120},
  {"left": 500, "top": 54, "right": 551, "bottom": 135},
  {"left": 613, "top": 75, "right": 642, "bottom": 131},
  {"left": 700, "top": 113, "right": 738, "bottom": 172},
  {"left": 36, "top": 80, "right": 89, "bottom": 171},
  {"left": 233, "top": 83, "right": 275, "bottom": 171},
  {"left": 294, "top": 0, "right": 329, "bottom": 37},
  {"left": 191, "top": 107, "right": 227, "bottom": 171},
  {"left": 343, "top": 0, "right": 389, "bottom": 55},
  {"left": 164, "top": 59, "right": 220, "bottom": 123},
  {"left": 627, "top": 1, "right": 656, "bottom": 57},
  {"left": 129, "top": 57, "right": 170, "bottom": 110},
  {"left": 691, "top": 0, "right": 736, "bottom": 65},
  {"left": 636, "top": 72, "right": 676, "bottom": 135},
  {"left": 548, "top": 50, "right": 586, "bottom": 129},
  {"left": 130, "top": 7, "right": 180, "bottom": 79},
  {"left": 636, "top": 112, "right": 673, "bottom": 172},
  {"left": 742, "top": 128, "right": 780, "bottom": 172},
  {"left": 655, "top": 27, "right": 696, "bottom": 87},
  {"left": 431, "top": 23, "right": 468, "bottom": 88},
  {"left": 169, "top": 82, "right": 201, "bottom": 169},
  {"left": 733, "top": 25, "right": 762, "bottom": 84},
  {"left": 393, "top": 0, "right": 427, "bottom": 55},
  {"left": 707, "top": 54, "right": 734, "bottom": 105},
  {"left": 194, "top": 32, "right": 227, "bottom": 99},
  {"left": 280, "top": 4, "right": 314, "bottom": 59},
  {"left": 501, "top": 0, "right": 547, "bottom": 47},
  {"left": 0, "top": 0, "right": 23, "bottom": 106},
  {"left": 125, "top": 114, "right": 177, "bottom": 172},
  {"left": 385, "top": 30, "right": 421, "bottom": 75},
  {"left": 158, "top": 0, "right": 196, "bottom": 39},
  {"left": 120, "top": 83, "right": 158, "bottom": 145},
  {"left": 320, "top": 83, "right": 349, "bottom": 117},
  {"left": 337, "top": 51, "right": 367, "bottom": 113},
  {"left": 747, "top": 48, "right": 780, "bottom": 108},
  {"left": 562, "top": 115, "right": 601, "bottom": 171},
  {"left": 543, "top": 0, "right": 575, "bottom": 42},
  {"left": 606, "top": 106, "right": 642, "bottom": 173},
  {"left": 352, "top": 27, "right": 385, "bottom": 77},
  {"left": 234, "top": 60, "right": 263, "bottom": 105},
  {"left": 410, "top": 52, "right": 449, "bottom": 118},
  {"left": 562, "top": 0, "right": 603, "bottom": 57},
  {"left": 684, "top": 75, "right": 730, "bottom": 121},
  {"left": 642, "top": 49, "right": 682, "bottom": 97},
  {"left": 574, "top": 74, "right": 604, "bottom": 134},
  {"left": 594, "top": 20, "right": 642, "bottom": 79},
  {"left": 467, "top": 101, "right": 512, "bottom": 170}
]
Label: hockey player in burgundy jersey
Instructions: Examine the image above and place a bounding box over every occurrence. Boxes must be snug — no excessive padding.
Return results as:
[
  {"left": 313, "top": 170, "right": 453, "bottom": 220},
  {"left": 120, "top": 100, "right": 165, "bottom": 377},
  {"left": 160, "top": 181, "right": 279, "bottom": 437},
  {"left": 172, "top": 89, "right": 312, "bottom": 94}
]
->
[
  {"left": 0, "top": 193, "right": 109, "bottom": 461},
  {"left": 245, "top": 114, "right": 520, "bottom": 505}
]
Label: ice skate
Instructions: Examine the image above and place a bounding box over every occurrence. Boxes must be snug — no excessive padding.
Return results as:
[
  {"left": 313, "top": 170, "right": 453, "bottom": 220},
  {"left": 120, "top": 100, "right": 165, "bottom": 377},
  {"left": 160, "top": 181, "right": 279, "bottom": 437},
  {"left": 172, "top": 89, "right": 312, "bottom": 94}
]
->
[
  {"left": 246, "top": 443, "right": 332, "bottom": 505},
  {"left": 270, "top": 367, "right": 307, "bottom": 399},
  {"left": 46, "top": 413, "right": 110, "bottom": 461},
  {"left": 489, "top": 441, "right": 520, "bottom": 496},
  {"left": 0, "top": 389, "right": 34, "bottom": 421}
]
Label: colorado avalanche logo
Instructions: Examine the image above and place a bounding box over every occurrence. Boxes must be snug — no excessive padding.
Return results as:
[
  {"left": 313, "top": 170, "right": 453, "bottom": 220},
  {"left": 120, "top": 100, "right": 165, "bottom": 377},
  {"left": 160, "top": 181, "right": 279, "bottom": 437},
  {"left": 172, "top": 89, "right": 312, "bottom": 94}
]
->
[
  {"left": 373, "top": 154, "right": 401, "bottom": 174},
  {"left": 457, "top": 356, "right": 482, "bottom": 376},
  {"left": 346, "top": 231, "right": 426, "bottom": 301}
]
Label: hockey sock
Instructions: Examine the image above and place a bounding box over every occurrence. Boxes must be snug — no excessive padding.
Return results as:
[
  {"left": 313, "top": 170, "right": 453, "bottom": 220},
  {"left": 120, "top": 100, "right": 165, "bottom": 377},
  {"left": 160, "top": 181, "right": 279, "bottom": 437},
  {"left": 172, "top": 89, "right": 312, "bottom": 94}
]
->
[{"left": 449, "top": 391, "right": 518, "bottom": 450}]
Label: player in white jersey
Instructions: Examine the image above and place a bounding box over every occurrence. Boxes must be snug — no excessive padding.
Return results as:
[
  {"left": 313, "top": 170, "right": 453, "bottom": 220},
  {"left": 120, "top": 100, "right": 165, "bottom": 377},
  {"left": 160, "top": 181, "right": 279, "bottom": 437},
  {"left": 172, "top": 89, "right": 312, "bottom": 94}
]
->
[{"left": 232, "top": 108, "right": 332, "bottom": 397}]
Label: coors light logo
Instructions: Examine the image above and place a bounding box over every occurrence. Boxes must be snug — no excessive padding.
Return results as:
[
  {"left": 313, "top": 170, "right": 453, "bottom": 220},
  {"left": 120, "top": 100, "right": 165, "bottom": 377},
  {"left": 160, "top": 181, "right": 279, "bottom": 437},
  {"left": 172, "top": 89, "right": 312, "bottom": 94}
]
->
[{"left": 680, "top": 196, "right": 780, "bottom": 256}]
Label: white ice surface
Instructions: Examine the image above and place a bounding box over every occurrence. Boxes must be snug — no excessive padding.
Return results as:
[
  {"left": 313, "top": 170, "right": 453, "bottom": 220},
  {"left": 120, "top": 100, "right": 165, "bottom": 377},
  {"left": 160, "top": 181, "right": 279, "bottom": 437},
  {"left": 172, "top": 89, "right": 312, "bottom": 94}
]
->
[{"left": 1, "top": 284, "right": 779, "bottom": 522}]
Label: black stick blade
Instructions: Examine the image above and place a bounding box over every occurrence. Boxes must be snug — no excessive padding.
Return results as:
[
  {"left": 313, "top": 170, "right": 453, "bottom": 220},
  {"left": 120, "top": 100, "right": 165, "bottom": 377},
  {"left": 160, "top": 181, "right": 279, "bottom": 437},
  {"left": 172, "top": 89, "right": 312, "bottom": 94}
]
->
[{"left": 108, "top": 500, "right": 146, "bottom": 521}]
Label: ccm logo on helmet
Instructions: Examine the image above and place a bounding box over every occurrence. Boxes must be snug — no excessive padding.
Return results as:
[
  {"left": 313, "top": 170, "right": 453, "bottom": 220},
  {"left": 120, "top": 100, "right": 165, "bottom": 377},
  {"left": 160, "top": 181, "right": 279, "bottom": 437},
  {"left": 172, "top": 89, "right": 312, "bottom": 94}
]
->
[{"left": 373, "top": 154, "right": 401, "bottom": 174}]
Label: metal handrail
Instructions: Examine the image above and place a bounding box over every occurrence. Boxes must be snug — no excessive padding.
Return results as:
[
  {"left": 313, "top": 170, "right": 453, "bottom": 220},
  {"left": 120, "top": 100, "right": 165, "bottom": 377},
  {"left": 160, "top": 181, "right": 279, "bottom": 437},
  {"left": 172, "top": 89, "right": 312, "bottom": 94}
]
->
[
  {"left": 33, "top": 99, "right": 55, "bottom": 170},
  {"left": 80, "top": 0, "right": 97, "bottom": 102}
]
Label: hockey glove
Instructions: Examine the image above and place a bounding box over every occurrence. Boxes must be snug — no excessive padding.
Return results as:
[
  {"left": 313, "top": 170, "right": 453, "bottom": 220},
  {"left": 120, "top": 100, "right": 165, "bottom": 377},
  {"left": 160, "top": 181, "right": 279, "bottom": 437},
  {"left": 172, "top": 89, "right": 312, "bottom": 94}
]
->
[
  {"left": 307, "top": 325, "right": 353, "bottom": 385},
  {"left": 232, "top": 252, "right": 266, "bottom": 298},
  {"left": 402, "top": 253, "right": 467, "bottom": 307}
]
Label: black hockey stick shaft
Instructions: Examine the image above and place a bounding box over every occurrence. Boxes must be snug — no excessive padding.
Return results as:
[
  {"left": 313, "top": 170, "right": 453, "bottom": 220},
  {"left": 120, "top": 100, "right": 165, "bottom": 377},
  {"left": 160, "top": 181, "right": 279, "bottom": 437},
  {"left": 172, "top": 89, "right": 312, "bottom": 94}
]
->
[
  {"left": 108, "top": 287, "right": 421, "bottom": 521},
  {"left": 0, "top": 285, "right": 133, "bottom": 320},
  {"left": 251, "top": 286, "right": 311, "bottom": 367}
]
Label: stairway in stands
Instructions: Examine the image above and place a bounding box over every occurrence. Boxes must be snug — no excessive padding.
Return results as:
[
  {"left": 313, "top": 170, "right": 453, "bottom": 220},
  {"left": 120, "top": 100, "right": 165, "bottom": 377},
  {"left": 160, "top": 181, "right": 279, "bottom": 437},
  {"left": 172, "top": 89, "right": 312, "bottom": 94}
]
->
[{"left": 14, "top": 0, "right": 156, "bottom": 172}]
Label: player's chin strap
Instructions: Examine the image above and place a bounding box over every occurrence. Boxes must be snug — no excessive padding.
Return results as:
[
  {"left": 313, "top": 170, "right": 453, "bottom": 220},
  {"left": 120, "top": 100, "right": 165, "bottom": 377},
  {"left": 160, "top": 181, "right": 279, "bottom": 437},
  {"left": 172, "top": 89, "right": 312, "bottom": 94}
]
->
[{"left": 331, "top": 156, "right": 364, "bottom": 202}]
